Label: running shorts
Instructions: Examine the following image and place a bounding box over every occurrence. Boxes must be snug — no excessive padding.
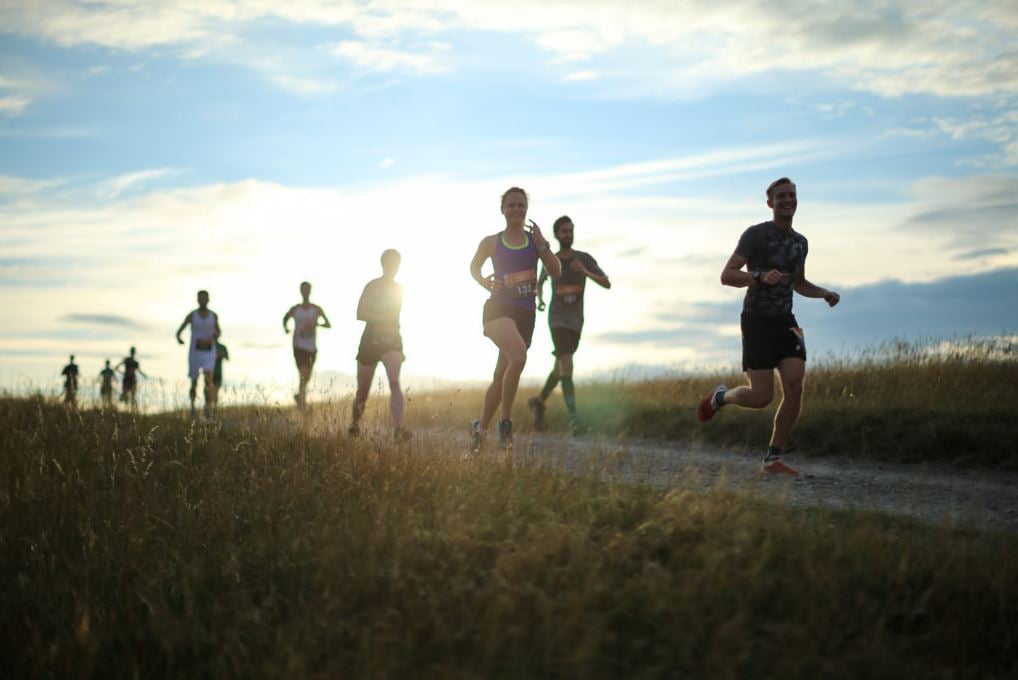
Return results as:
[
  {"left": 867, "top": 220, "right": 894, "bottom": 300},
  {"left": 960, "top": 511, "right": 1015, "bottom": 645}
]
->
[
  {"left": 357, "top": 329, "right": 405, "bottom": 366},
  {"left": 551, "top": 327, "right": 581, "bottom": 356},
  {"left": 483, "top": 299, "right": 536, "bottom": 349},
  {"left": 293, "top": 347, "right": 318, "bottom": 372},
  {"left": 741, "top": 312, "right": 807, "bottom": 371}
]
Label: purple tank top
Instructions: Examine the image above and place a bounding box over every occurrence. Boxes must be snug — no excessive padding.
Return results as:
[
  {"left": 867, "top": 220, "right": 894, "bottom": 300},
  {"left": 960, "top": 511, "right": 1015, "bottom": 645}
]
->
[{"left": 492, "top": 231, "right": 538, "bottom": 309}]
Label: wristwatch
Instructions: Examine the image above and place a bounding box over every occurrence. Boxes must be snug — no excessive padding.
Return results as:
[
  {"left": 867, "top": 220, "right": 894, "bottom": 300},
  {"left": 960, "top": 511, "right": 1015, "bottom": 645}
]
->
[
  {"left": 538, "top": 242, "right": 551, "bottom": 253},
  {"left": 751, "top": 270, "right": 763, "bottom": 284}
]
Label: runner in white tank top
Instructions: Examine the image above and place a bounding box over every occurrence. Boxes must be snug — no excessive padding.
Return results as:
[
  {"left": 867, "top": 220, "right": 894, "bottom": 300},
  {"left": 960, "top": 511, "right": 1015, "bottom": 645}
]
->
[
  {"left": 282, "top": 281, "right": 332, "bottom": 410},
  {"left": 176, "top": 289, "right": 222, "bottom": 419}
]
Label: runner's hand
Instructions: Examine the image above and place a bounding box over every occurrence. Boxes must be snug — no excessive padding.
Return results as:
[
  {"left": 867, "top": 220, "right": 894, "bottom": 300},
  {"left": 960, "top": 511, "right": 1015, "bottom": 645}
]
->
[
  {"left": 487, "top": 274, "right": 502, "bottom": 293},
  {"left": 761, "top": 269, "right": 785, "bottom": 286},
  {"left": 824, "top": 290, "right": 840, "bottom": 307},
  {"left": 569, "top": 259, "right": 588, "bottom": 275},
  {"left": 537, "top": 300, "right": 546, "bottom": 312},
  {"left": 176, "top": 337, "right": 184, "bottom": 345},
  {"left": 528, "top": 220, "right": 549, "bottom": 250}
]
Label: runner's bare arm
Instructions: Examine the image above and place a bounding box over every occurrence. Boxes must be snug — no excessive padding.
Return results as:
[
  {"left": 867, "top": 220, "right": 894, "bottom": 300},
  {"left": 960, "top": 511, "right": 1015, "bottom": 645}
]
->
[
  {"left": 176, "top": 313, "right": 192, "bottom": 344},
  {"left": 214, "top": 314, "right": 222, "bottom": 339},
  {"left": 282, "top": 306, "right": 295, "bottom": 333},
  {"left": 356, "top": 284, "right": 372, "bottom": 322},
  {"left": 572, "top": 257, "right": 611, "bottom": 289},
  {"left": 317, "top": 307, "right": 332, "bottom": 329},
  {"left": 794, "top": 264, "right": 840, "bottom": 306},
  {"left": 536, "top": 267, "right": 548, "bottom": 311},
  {"left": 470, "top": 235, "right": 500, "bottom": 293},
  {"left": 721, "top": 253, "right": 783, "bottom": 288},
  {"left": 529, "top": 222, "right": 562, "bottom": 278}
]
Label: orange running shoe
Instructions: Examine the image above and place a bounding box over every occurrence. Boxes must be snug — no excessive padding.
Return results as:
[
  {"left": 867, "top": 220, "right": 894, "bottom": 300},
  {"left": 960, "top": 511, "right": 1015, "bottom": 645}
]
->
[
  {"left": 697, "top": 384, "right": 727, "bottom": 423},
  {"left": 761, "top": 458, "right": 799, "bottom": 475}
]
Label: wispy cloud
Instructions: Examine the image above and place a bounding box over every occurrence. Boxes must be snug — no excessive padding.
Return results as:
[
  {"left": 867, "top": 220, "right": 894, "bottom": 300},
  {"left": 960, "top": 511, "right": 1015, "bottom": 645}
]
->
[
  {"left": 329, "top": 40, "right": 448, "bottom": 74},
  {"left": 96, "top": 168, "right": 181, "bottom": 198},
  {"left": 61, "top": 314, "right": 152, "bottom": 331}
]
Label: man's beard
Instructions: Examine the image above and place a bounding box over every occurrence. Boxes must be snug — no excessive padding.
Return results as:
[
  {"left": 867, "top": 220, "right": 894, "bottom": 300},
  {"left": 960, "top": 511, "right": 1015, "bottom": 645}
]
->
[{"left": 557, "top": 237, "right": 573, "bottom": 249}]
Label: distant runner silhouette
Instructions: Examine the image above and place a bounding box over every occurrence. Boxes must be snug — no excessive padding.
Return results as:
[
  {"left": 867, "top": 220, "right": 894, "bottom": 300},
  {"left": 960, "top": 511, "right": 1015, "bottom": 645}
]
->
[
  {"left": 176, "top": 290, "right": 221, "bottom": 419},
  {"left": 697, "top": 178, "right": 841, "bottom": 475},
  {"left": 61, "top": 354, "right": 79, "bottom": 406},
  {"left": 282, "top": 281, "right": 331, "bottom": 410},
  {"left": 115, "top": 346, "right": 146, "bottom": 410},
  {"left": 529, "top": 215, "right": 611, "bottom": 434},
  {"left": 99, "top": 359, "right": 115, "bottom": 409},
  {"left": 349, "top": 249, "right": 407, "bottom": 440},
  {"left": 469, "top": 187, "right": 562, "bottom": 451},
  {"left": 214, "top": 340, "right": 229, "bottom": 392}
]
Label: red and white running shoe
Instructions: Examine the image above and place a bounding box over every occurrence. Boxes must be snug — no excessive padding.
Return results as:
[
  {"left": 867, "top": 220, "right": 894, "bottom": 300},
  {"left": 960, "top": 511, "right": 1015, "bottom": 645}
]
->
[
  {"left": 697, "top": 384, "right": 728, "bottom": 423},
  {"left": 761, "top": 458, "right": 799, "bottom": 475}
]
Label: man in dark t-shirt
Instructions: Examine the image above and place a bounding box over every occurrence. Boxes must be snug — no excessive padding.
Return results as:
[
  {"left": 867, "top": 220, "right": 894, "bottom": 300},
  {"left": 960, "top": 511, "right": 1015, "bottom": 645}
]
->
[
  {"left": 697, "top": 178, "right": 841, "bottom": 475},
  {"left": 213, "top": 341, "right": 229, "bottom": 391},
  {"left": 100, "top": 359, "right": 116, "bottom": 409},
  {"left": 528, "top": 216, "right": 611, "bottom": 433},
  {"left": 116, "top": 346, "right": 146, "bottom": 408}
]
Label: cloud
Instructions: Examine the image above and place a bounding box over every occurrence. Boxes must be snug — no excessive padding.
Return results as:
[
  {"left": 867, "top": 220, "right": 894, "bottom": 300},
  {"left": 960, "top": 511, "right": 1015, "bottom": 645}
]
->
[
  {"left": 955, "top": 247, "right": 1010, "bottom": 261},
  {"left": 96, "top": 168, "right": 181, "bottom": 198},
  {"left": 1, "top": 1, "right": 1014, "bottom": 100},
  {"left": 901, "top": 174, "right": 1018, "bottom": 251},
  {"left": 60, "top": 314, "right": 152, "bottom": 331},
  {"left": 329, "top": 39, "right": 448, "bottom": 74}
]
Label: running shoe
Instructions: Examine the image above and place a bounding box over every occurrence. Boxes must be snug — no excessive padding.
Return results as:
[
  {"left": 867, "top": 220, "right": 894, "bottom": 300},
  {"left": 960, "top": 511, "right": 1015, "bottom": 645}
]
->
[
  {"left": 697, "top": 384, "right": 728, "bottom": 423},
  {"left": 497, "top": 419, "right": 513, "bottom": 448},
  {"left": 528, "top": 397, "right": 546, "bottom": 432},
  {"left": 761, "top": 458, "right": 799, "bottom": 475},
  {"left": 569, "top": 413, "right": 584, "bottom": 436},
  {"left": 470, "top": 419, "right": 485, "bottom": 453}
]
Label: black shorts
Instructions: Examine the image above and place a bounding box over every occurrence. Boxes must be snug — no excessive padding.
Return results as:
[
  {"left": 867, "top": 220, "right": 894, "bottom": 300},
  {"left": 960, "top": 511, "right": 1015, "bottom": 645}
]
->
[
  {"left": 293, "top": 347, "right": 317, "bottom": 371},
  {"left": 122, "top": 376, "right": 136, "bottom": 392},
  {"left": 483, "top": 299, "right": 536, "bottom": 349},
  {"left": 357, "top": 329, "right": 404, "bottom": 365},
  {"left": 741, "top": 312, "right": 807, "bottom": 371},
  {"left": 551, "top": 327, "right": 581, "bottom": 356}
]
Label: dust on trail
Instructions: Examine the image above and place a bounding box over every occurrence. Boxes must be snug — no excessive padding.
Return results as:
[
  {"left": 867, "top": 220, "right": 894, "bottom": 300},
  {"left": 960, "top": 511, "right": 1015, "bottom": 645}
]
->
[{"left": 415, "top": 428, "right": 1018, "bottom": 534}]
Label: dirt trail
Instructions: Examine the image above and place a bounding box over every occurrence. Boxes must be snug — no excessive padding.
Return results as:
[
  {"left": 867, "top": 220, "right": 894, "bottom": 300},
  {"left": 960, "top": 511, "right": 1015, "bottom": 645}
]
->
[{"left": 419, "top": 428, "right": 1018, "bottom": 534}]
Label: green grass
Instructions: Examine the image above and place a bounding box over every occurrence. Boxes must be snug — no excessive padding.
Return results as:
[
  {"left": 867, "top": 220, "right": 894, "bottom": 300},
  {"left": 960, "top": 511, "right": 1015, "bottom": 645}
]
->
[
  {"left": 2, "top": 398, "right": 1017, "bottom": 678},
  {"left": 404, "top": 339, "right": 1018, "bottom": 468}
]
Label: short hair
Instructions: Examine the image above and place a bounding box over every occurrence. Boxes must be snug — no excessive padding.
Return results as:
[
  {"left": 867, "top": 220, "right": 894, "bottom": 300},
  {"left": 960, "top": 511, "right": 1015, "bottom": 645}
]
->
[
  {"left": 381, "top": 249, "right": 401, "bottom": 267},
  {"left": 300, "top": 281, "right": 311, "bottom": 290},
  {"left": 130, "top": 346, "right": 136, "bottom": 354},
  {"left": 197, "top": 289, "right": 209, "bottom": 297},
  {"left": 553, "top": 215, "right": 573, "bottom": 235},
  {"left": 500, "top": 186, "right": 528, "bottom": 208},
  {"left": 766, "top": 177, "right": 795, "bottom": 200}
]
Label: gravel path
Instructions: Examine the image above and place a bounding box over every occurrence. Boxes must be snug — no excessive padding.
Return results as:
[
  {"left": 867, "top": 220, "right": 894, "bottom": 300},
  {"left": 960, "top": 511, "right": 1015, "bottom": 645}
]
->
[{"left": 421, "top": 428, "right": 1018, "bottom": 534}]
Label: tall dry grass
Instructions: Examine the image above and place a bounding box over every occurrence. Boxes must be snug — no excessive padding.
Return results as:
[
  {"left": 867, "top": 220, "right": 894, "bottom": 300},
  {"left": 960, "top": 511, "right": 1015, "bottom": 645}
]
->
[{"left": 2, "top": 396, "right": 1016, "bottom": 677}]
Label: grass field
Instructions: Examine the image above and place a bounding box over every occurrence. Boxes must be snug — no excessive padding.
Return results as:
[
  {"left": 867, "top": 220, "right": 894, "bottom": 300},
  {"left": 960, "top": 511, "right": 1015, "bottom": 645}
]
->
[{"left": 3, "top": 364, "right": 1017, "bottom": 678}]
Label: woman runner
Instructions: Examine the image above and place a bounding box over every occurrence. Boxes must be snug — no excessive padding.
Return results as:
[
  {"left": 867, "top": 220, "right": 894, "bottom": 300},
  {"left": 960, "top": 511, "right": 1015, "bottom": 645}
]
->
[{"left": 469, "top": 187, "right": 561, "bottom": 450}]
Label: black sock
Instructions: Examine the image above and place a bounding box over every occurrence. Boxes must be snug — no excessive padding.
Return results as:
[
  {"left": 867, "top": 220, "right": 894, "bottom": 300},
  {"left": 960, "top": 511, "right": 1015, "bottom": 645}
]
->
[
  {"left": 765, "top": 446, "right": 782, "bottom": 462},
  {"left": 540, "top": 371, "right": 559, "bottom": 401},
  {"left": 713, "top": 387, "right": 727, "bottom": 410},
  {"left": 561, "top": 376, "right": 577, "bottom": 415}
]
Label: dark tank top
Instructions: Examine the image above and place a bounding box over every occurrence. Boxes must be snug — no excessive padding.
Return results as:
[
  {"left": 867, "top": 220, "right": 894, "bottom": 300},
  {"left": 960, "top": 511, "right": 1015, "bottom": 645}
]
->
[{"left": 491, "top": 231, "right": 538, "bottom": 309}]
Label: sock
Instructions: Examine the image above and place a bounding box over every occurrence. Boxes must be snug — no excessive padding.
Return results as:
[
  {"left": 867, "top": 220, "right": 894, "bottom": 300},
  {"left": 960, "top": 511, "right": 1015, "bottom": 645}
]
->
[
  {"left": 561, "top": 376, "right": 577, "bottom": 415},
  {"left": 765, "top": 446, "right": 782, "bottom": 462},
  {"left": 712, "top": 387, "right": 727, "bottom": 410},
  {"left": 540, "top": 371, "right": 559, "bottom": 400}
]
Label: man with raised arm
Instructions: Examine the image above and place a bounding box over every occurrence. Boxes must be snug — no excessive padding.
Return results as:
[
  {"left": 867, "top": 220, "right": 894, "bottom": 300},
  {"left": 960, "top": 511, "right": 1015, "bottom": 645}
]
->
[
  {"left": 697, "top": 178, "right": 840, "bottom": 475},
  {"left": 528, "top": 215, "right": 611, "bottom": 433}
]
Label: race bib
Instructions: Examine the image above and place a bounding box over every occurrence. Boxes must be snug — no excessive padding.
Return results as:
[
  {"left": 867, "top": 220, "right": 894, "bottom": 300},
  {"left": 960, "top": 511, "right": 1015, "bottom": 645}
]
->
[
  {"left": 556, "top": 283, "right": 583, "bottom": 305},
  {"left": 194, "top": 339, "right": 213, "bottom": 351},
  {"left": 503, "top": 269, "right": 537, "bottom": 298}
]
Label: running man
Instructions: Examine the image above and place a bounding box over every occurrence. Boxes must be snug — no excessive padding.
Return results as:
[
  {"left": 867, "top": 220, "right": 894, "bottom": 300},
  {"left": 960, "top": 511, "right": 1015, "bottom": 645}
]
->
[
  {"left": 349, "top": 249, "right": 407, "bottom": 439},
  {"left": 469, "top": 187, "right": 561, "bottom": 450},
  {"left": 176, "top": 290, "right": 221, "bottom": 418},
  {"left": 115, "top": 346, "right": 146, "bottom": 408},
  {"left": 213, "top": 340, "right": 229, "bottom": 393},
  {"left": 697, "top": 178, "right": 840, "bottom": 475},
  {"left": 282, "top": 281, "right": 331, "bottom": 410},
  {"left": 61, "top": 355, "right": 79, "bottom": 406},
  {"left": 99, "top": 359, "right": 116, "bottom": 409},
  {"left": 528, "top": 215, "right": 611, "bottom": 433}
]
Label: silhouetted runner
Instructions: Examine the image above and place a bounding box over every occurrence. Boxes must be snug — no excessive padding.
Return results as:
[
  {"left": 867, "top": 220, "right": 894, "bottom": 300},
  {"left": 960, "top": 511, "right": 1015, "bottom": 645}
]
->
[
  {"left": 115, "top": 346, "right": 146, "bottom": 409},
  {"left": 99, "top": 359, "right": 115, "bottom": 409},
  {"left": 469, "top": 187, "right": 562, "bottom": 451},
  {"left": 176, "top": 290, "right": 221, "bottom": 419},
  {"left": 61, "top": 355, "right": 78, "bottom": 406},
  {"left": 528, "top": 215, "right": 611, "bottom": 434},
  {"left": 349, "top": 249, "right": 407, "bottom": 440},
  {"left": 282, "top": 281, "right": 331, "bottom": 410},
  {"left": 697, "top": 178, "right": 841, "bottom": 475},
  {"left": 213, "top": 341, "right": 229, "bottom": 391}
]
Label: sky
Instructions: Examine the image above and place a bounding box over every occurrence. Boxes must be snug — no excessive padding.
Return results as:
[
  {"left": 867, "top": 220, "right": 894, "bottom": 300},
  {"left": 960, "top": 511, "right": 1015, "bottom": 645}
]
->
[{"left": 1, "top": 0, "right": 1016, "bottom": 407}]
